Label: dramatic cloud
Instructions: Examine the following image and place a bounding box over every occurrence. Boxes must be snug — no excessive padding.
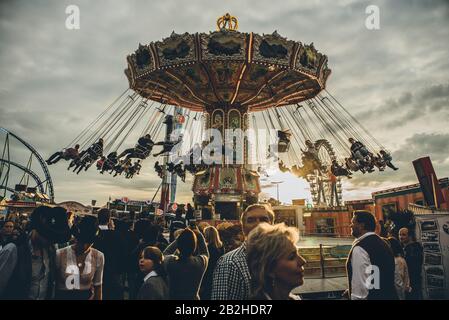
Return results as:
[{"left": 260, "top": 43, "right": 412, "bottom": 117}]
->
[
  {"left": 355, "top": 83, "right": 449, "bottom": 129},
  {"left": 394, "top": 132, "right": 449, "bottom": 164}
]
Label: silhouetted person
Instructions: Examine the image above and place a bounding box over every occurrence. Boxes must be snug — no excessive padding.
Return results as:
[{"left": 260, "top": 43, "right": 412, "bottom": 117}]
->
[
  {"left": 93, "top": 209, "right": 125, "bottom": 300},
  {"left": 47, "top": 144, "right": 80, "bottom": 165},
  {"left": 399, "top": 227, "right": 423, "bottom": 300}
]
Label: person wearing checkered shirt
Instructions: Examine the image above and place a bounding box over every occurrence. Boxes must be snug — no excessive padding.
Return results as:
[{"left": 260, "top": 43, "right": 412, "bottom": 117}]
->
[{"left": 211, "top": 204, "right": 275, "bottom": 300}]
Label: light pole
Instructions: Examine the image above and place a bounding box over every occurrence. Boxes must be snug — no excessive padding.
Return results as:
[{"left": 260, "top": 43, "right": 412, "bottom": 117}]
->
[{"left": 271, "top": 181, "right": 283, "bottom": 205}]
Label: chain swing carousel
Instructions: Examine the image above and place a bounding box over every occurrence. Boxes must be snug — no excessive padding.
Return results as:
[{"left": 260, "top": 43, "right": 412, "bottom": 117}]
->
[{"left": 48, "top": 14, "right": 397, "bottom": 219}]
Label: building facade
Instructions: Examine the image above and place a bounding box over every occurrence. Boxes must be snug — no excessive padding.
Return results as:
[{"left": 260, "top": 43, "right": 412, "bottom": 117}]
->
[
  {"left": 273, "top": 204, "right": 305, "bottom": 234},
  {"left": 373, "top": 178, "right": 449, "bottom": 221},
  {"left": 302, "top": 178, "right": 449, "bottom": 237}
]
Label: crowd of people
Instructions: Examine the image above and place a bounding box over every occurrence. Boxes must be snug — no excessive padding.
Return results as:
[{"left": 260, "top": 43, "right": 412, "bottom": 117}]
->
[{"left": 0, "top": 204, "right": 424, "bottom": 300}]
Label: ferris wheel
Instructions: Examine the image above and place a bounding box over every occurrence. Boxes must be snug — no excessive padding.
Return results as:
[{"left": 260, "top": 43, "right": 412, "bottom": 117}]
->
[
  {"left": 305, "top": 139, "right": 342, "bottom": 207},
  {"left": 0, "top": 127, "right": 54, "bottom": 202}
]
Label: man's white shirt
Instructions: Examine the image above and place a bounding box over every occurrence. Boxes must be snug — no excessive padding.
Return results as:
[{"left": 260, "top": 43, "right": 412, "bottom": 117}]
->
[{"left": 351, "top": 232, "right": 376, "bottom": 300}]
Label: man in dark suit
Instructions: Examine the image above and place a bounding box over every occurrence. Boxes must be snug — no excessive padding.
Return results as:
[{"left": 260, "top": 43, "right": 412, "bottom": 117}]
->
[
  {"left": 93, "top": 209, "right": 126, "bottom": 300},
  {"left": 399, "top": 227, "right": 423, "bottom": 299},
  {"left": 345, "top": 210, "right": 398, "bottom": 300}
]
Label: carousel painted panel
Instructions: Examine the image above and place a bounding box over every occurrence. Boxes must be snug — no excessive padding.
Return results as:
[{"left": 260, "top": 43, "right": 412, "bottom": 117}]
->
[
  {"left": 217, "top": 166, "right": 240, "bottom": 193},
  {"left": 242, "top": 169, "right": 261, "bottom": 194},
  {"left": 126, "top": 44, "right": 155, "bottom": 81},
  {"left": 154, "top": 32, "right": 196, "bottom": 69},
  {"left": 179, "top": 64, "right": 211, "bottom": 89},
  {"left": 252, "top": 32, "right": 296, "bottom": 68},
  {"left": 294, "top": 43, "right": 327, "bottom": 78},
  {"left": 209, "top": 61, "right": 244, "bottom": 102},
  {"left": 237, "top": 64, "right": 273, "bottom": 104},
  {"left": 200, "top": 30, "right": 248, "bottom": 62},
  {"left": 227, "top": 109, "right": 242, "bottom": 130},
  {"left": 193, "top": 168, "right": 214, "bottom": 194},
  {"left": 210, "top": 109, "right": 225, "bottom": 137}
]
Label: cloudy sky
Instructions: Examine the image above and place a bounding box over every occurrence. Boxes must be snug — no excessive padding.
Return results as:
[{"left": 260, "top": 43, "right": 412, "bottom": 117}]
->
[{"left": 0, "top": 0, "right": 448, "bottom": 206}]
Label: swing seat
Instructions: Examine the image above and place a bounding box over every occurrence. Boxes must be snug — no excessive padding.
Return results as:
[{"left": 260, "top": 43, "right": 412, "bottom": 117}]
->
[
  {"left": 277, "top": 130, "right": 291, "bottom": 153},
  {"left": 277, "top": 140, "right": 290, "bottom": 153}
]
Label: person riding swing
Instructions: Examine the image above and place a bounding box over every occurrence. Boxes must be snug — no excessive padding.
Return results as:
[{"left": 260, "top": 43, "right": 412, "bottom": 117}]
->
[
  {"left": 96, "top": 156, "right": 106, "bottom": 171},
  {"left": 126, "top": 160, "right": 142, "bottom": 179},
  {"left": 70, "top": 138, "right": 104, "bottom": 174},
  {"left": 379, "top": 150, "right": 398, "bottom": 171},
  {"left": 154, "top": 161, "right": 164, "bottom": 178},
  {"left": 331, "top": 160, "right": 352, "bottom": 179},
  {"left": 174, "top": 162, "right": 186, "bottom": 182},
  {"left": 153, "top": 137, "right": 182, "bottom": 157},
  {"left": 101, "top": 152, "right": 119, "bottom": 174},
  {"left": 47, "top": 144, "right": 80, "bottom": 165},
  {"left": 118, "top": 134, "right": 154, "bottom": 161}
]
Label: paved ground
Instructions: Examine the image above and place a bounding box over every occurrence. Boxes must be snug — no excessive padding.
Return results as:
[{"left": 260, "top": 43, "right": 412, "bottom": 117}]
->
[
  {"left": 293, "top": 276, "right": 348, "bottom": 294},
  {"left": 292, "top": 276, "right": 348, "bottom": 299}
]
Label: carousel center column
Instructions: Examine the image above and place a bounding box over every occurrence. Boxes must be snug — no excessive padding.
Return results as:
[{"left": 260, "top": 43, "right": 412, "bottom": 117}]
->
[{"left": 197, "top": 102, "right": 260, "bottom": 220}]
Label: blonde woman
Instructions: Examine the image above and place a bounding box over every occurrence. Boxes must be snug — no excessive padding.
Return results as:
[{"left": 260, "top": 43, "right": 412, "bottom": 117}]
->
[
  {"left": 200, "top": 226, "right": 225, "bottom": 299},
  {"left": 247, "top": 223, "right": 306, "bottom": 300}
]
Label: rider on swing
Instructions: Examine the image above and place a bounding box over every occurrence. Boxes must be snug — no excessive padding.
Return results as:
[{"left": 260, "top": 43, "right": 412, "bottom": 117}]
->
[
  {"left": 174, "top": 162, "right": 186, "bottom": 182},
  {"left": 348, "top": 138, "right": 374, "bottom": 173},
  {"left": 331, "top": 160, "right": 352, "bottom": 179},
  {"left": 100, "top": 151, "right": 119, "bottom": 174},
  {"left": 47, "top": 144, "right": 80, "bottom": 165},
  {"left": 154, "top": 161, "right": 164, "bottom": 178},
  {"left": 118, "top": 134, "right": 154, "bottom": 161},
  {"left": 70, "top": 138, "right": 104, "bottom": 174},
  {"left": 125, "top": 160, "right": 142, "bottom": 179},
  {"left": 153, "top": 137, "right": 182, "bottom": 157}
]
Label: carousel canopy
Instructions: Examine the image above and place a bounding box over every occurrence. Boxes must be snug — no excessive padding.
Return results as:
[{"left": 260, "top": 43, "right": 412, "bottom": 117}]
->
[{"left": 125, "top": 14, "right": 331, "bottom": 112}]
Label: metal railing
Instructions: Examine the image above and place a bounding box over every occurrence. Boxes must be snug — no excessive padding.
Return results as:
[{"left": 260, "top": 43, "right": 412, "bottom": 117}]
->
[{"left": 300, "top": 242, "right": 351, "bottom": 279}]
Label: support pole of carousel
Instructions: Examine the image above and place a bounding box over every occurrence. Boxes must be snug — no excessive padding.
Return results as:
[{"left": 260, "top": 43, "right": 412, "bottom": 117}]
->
[
  {"left": 169, "top": 107, "right": 184, "bottom": 204},
  {"left": 201, "top": 102, "right": 258, "bottom": 220},
  {"left": 159, "top": 115, "right": 174, "bottom": 213}
]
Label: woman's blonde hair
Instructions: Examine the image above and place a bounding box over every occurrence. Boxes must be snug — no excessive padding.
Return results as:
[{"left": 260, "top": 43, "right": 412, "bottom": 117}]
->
[
  {"left": 203, "top": 226, "right": 223, "bottom": 249},
  {"left": 173, "top": 228, "right": 184, "bottom": 240},
  {"left": 246, "top": 223, "right": 300, "bottom": 298},
  {"left": 198, "top": 221, "right": 211, "bottom": 233}
]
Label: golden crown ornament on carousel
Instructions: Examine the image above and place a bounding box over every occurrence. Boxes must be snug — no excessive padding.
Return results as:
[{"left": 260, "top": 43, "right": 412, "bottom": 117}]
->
[{"left": 217, "top": 13, "right": 239, "bottom": 31}]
